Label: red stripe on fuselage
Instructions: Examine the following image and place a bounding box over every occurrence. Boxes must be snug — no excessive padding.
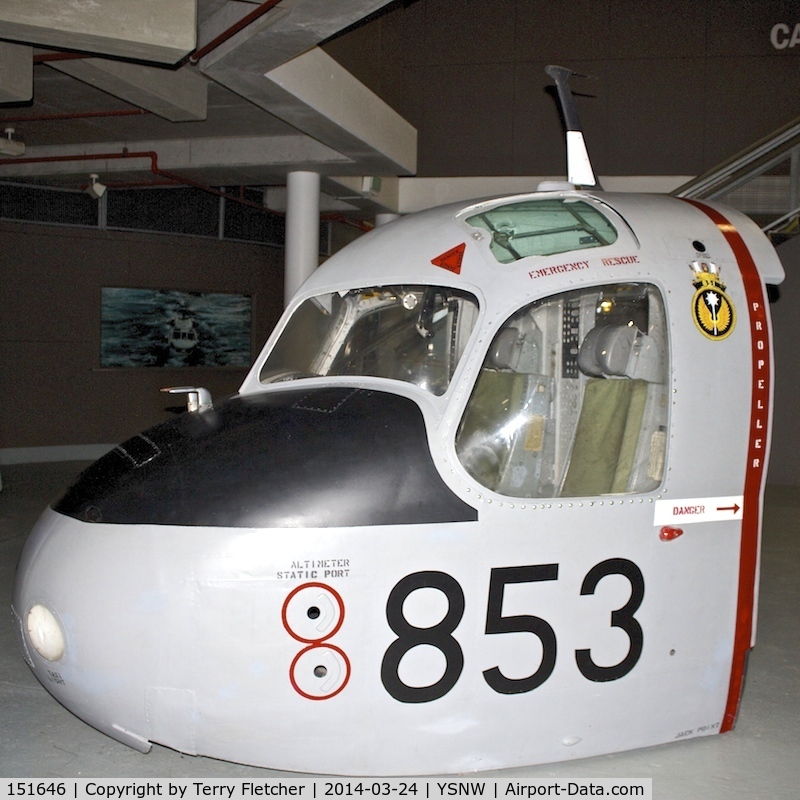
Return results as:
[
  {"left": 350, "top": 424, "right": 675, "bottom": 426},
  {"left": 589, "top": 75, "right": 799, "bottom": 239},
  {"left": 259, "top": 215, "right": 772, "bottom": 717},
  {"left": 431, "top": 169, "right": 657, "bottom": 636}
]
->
[{"left": 680, "top": 198, "right": 771, "bottom": 731}]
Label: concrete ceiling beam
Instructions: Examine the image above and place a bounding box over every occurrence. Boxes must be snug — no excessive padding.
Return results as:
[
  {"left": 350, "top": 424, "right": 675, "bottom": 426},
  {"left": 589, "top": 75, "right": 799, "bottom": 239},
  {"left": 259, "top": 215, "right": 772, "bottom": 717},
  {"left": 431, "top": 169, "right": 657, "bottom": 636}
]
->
[
  {"left": 265, "top": 48, "right": 416, "bottom": 175},
  {"left": 48, "top": 60, "right": 208, "bottom": 123},
  {"left": 197, "top": 0, "right": 394, "bottom": 74},
  {"left": 207, "top": 47, "right": 417, "bottom": 176},
  {"left": 0, "top": 1, "right": 416, "bottom": 189},
  {"left": 0, "top": 0, "right": 196, "bottom": 64},
  {"left": 0, "top": 40, "right": 31, "bottom": 103},
  {"left": 197, "top": 1, "right": 415, "bottom": 176}
]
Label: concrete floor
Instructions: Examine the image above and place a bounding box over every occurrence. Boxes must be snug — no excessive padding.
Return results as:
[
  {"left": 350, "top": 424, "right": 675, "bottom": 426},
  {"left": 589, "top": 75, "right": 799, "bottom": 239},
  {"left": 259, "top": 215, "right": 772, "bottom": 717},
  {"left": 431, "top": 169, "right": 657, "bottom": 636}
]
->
[{"left": 1, "top": 462, "right": 798, "bottom": 797}]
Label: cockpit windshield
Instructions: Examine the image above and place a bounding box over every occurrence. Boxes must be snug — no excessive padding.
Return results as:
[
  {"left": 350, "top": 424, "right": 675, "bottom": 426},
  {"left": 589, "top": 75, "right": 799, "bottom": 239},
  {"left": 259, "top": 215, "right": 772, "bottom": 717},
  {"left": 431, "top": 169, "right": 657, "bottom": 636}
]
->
[{"left": 259, "top": 285, "right": 480, "bottom": 396}]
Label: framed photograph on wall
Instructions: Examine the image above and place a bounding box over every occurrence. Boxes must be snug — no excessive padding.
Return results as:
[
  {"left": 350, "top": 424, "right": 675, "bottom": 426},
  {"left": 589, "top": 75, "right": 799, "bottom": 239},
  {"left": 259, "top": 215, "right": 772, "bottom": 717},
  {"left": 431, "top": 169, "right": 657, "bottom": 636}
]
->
[{"left": 101, "top": 287, "right": 252, "bottom": 368}]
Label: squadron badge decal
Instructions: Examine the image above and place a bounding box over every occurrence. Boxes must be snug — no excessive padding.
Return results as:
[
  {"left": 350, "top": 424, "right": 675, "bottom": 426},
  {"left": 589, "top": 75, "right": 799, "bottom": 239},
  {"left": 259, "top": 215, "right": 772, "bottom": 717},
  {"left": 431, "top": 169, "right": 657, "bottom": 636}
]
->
[{"left": 690, "top": 261, "right": 736, "bottom": 340}]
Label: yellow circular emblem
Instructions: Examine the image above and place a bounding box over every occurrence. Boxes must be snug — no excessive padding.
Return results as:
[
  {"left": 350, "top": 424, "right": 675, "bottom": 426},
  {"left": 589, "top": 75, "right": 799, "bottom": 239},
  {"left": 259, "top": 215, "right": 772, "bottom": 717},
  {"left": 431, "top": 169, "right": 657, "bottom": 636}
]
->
[{"left": 692, "top": 286, "right": 735, "bottom": 340}]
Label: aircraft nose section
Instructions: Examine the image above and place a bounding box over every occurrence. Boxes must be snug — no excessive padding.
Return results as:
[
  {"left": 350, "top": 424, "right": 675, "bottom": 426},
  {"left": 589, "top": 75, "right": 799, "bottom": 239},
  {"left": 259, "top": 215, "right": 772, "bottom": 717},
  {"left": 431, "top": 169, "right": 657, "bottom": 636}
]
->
[
  {"left": 12, "top": 510, "right": 66, "bottom": 671},
  {"left": 11, "top": 386, "right": 476, "bottom": 759},
  {"left": 53, "top": 386, "right": 477, "bottom": 529},
  {"left": 11, "top": 508, "right": 154, "bottom": 753}
]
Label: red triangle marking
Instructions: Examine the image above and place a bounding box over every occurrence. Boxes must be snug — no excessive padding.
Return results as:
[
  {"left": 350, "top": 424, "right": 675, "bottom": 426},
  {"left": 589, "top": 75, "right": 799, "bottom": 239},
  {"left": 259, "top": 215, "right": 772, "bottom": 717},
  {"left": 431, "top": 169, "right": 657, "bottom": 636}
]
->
[{"left": 431, "top": 242, "right": 466, "bottom": 274}]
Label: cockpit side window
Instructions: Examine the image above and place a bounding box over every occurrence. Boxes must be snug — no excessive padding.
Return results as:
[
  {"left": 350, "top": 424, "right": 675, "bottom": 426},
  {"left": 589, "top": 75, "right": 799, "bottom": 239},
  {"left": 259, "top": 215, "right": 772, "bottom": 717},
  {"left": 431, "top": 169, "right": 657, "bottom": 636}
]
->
[
  {"left": 465, "top": 199, "right": 618, "bottom": 264},
  {"left": 259, "top": 286, "right": 479, "bottom": 396},
  {"left": 455, "top": 284, "right": 668, "bottom": 498}
]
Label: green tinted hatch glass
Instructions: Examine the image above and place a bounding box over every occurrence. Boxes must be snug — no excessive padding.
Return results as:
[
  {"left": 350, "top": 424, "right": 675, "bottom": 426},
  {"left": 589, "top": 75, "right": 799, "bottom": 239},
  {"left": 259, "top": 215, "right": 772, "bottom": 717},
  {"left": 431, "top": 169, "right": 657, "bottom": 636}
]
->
[{"left": 465, "top": 199, "right": 618, "bottom": 264}]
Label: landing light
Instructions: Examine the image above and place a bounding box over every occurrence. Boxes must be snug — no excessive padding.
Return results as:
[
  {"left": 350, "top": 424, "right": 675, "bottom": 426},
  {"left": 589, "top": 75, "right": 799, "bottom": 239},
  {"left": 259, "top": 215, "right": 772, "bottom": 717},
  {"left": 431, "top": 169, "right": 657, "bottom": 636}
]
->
[{"left": 26, "top": 603, "right": 66, "bottom": 662}]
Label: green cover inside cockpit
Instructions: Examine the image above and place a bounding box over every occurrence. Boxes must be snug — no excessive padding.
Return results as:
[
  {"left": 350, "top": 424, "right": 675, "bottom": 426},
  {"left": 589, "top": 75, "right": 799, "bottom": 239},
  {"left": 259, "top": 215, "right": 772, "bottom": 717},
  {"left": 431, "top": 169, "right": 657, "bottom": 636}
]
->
[{"left": 560, "top": 378, "right": 648, "bottom": 497}]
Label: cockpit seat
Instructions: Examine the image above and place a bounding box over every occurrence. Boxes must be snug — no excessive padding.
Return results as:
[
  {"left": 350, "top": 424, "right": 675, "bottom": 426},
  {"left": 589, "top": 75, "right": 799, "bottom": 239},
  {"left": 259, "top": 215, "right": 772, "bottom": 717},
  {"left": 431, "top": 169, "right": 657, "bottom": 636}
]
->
[
  {"left": 577, "top": 323, "right": 662, "bottom": 381},
  {"left": 489, "top": 327, "right": 523, "bottom": 371},
  {"left": 561, "top": 324, "right": 665, "bottom": 496},
  {"left": 456, "top": 326, "right": 553, "bottom": 496}
]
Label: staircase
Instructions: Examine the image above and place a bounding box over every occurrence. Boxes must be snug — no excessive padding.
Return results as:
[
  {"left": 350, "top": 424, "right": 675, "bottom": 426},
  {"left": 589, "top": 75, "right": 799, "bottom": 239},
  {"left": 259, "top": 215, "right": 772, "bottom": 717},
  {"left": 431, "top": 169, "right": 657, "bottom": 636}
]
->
[{"left": 672, "top": 116, "right": 800, "bottom": 242}]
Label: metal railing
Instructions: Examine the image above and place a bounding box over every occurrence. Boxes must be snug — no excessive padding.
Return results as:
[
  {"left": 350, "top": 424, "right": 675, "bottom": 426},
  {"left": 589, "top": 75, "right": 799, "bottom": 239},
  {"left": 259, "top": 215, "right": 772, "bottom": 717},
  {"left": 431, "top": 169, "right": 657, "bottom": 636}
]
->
[{"left": 672, "top": 116, "right": 800, "bottom": 237}]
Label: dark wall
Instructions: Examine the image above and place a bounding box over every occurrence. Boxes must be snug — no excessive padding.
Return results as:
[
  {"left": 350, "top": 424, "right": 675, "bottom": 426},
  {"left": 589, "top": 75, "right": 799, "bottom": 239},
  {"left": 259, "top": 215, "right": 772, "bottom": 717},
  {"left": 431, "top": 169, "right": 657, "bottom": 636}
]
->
[
  {"left": 324, "top": 0, "right": 800, "bottom": 177},
  {"left": 0, "top": 222, "right": 284, "bottom": 449}
]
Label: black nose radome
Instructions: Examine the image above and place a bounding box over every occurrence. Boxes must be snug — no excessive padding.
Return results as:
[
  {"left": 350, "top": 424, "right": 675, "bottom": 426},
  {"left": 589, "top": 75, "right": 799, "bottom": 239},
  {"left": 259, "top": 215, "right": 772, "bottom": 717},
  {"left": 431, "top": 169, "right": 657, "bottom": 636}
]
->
[{"left": 54, "top": 387, "right": 477, "bottom": 529}]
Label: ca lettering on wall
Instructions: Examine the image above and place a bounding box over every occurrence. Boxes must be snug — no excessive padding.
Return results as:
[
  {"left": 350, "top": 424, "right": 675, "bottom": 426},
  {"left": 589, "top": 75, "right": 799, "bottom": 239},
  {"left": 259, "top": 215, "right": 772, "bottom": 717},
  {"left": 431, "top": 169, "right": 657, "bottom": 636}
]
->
[{"left": 771, "top": 22, "right": 800, "bottom": 49}]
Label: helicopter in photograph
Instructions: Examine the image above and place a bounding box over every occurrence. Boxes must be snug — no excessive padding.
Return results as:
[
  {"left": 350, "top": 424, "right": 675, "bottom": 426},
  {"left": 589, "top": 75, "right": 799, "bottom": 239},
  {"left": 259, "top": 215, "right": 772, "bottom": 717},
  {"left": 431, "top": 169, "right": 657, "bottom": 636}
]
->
[{"left": 12, "top": 66, "right": 784, "bottom": 775}]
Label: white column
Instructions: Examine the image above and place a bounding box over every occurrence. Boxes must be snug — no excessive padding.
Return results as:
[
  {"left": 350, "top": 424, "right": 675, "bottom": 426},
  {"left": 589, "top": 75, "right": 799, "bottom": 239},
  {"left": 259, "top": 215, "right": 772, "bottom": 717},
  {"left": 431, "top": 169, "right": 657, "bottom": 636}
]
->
[{"left": 284, "top": 171, "right": 321, "bottom": 307}]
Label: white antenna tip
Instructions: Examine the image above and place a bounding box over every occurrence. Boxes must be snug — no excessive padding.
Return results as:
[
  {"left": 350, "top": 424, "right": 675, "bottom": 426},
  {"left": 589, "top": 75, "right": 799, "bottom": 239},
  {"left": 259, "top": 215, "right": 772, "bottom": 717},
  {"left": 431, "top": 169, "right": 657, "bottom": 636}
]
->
[{"left": 566, "top": 131, "right": 596, "bottom": 187}]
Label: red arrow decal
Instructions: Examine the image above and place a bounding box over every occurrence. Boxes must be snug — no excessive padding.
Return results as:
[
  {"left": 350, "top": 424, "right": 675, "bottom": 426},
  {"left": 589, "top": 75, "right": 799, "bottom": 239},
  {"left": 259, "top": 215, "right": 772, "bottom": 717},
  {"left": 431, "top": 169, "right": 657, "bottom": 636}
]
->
[
  {"left": 717, "top": 504, "right": 741, "bottom": 514},
  {"left": 432, "top": 242, "right": 466, "bottom": 274}
]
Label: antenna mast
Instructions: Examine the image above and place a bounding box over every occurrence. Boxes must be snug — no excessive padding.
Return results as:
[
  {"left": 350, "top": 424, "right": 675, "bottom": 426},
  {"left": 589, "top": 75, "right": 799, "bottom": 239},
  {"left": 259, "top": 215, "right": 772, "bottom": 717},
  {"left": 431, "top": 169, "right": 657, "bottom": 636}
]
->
[{"left": 545, "top": 65, "right": 599, "bottom": 188}]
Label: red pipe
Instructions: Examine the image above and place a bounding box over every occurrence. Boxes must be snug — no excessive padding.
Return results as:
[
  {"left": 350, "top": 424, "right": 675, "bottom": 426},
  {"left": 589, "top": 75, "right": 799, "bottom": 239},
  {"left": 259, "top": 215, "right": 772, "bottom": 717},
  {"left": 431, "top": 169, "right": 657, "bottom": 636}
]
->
[
  {"left": 32, "top": 52, "right": 91, "bottom": 63},
  {"left": 32, "top": 1, "right": 283, "bottom": 68},
  {"left": 188, "top": 0, "right": 284, "bottom": 65},
  {"left": 29, "top": 1, "right": 283, "bottom": 69},
  {"left": 324, "top": 212, "right": 372, "bottom": 232}
]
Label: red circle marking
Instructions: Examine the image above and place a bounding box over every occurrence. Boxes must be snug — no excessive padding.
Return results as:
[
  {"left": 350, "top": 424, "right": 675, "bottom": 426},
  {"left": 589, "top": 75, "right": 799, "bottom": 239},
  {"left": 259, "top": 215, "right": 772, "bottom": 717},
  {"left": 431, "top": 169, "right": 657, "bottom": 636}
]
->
[
  {"left": 289, "top": 643, "right": 352, "bottom": 700},
  {"left": 281, "top": 581, "right": 346, "bottom": 643}
]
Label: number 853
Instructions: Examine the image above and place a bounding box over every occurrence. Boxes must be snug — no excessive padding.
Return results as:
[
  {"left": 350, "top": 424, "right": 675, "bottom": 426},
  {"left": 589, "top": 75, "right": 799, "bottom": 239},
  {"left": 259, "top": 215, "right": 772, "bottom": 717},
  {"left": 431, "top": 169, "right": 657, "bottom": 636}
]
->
[{"left": 380, "top": 558, "right": 645, "bottom": 703}]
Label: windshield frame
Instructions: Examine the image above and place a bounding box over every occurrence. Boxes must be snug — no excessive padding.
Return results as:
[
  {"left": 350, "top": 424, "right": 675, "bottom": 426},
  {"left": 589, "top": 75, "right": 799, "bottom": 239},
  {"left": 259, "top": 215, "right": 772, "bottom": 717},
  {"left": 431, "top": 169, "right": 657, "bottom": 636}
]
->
[{"left": 241, "top": 283, "right": 483, "bottom": 399}]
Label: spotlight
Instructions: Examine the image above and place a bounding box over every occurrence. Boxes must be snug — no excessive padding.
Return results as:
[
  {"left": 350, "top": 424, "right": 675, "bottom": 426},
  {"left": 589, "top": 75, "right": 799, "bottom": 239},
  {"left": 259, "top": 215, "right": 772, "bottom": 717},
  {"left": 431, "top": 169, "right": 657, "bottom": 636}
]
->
[
  {"left": 85, "top": 173, "right": 106, "bottom": 199},
  {"left": 0, "top": 127, "right": 25, "bottom": 157}
]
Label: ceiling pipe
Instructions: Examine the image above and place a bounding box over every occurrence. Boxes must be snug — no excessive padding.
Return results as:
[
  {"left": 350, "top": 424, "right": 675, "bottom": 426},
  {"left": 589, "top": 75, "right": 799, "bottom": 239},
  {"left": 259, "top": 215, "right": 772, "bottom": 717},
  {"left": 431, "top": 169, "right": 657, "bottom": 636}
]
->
[
  {"left": 32, "top": 52, "right": 92, "bottom": 63},
  {"left": 325, "top": 212, "right": 371, "bottom": 232},
  {"left": 29, "top": 1, "right": 283, "bottom": 68},
  {"left": 29, "top": 0, "right": 282, "bottom": 71},
  {"left": 188, "top": 0, "right": 284, "bottom": 65}
]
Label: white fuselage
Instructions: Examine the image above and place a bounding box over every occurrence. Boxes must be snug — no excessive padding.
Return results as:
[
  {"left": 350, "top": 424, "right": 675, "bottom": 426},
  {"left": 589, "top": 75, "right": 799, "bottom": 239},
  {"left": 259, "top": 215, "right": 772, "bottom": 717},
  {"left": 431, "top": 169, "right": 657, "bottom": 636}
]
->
[{"left": 12, "top": 190, "right": 784, "bottom": 774}]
